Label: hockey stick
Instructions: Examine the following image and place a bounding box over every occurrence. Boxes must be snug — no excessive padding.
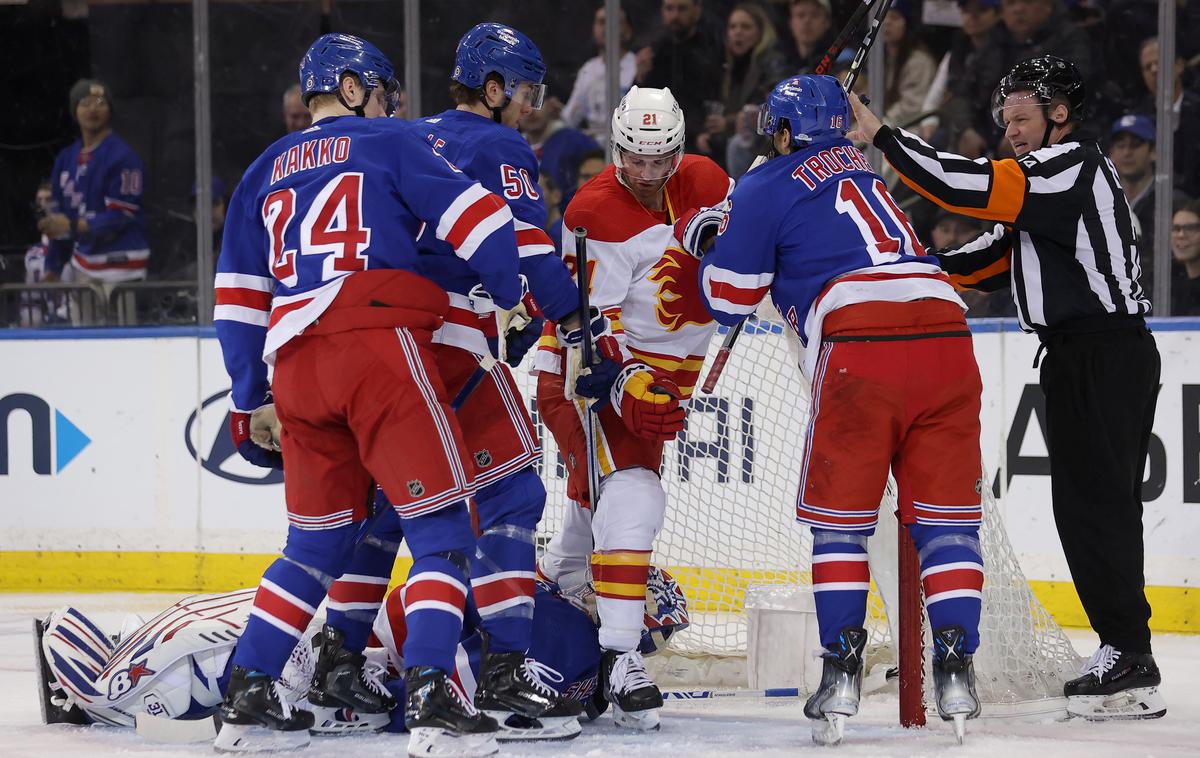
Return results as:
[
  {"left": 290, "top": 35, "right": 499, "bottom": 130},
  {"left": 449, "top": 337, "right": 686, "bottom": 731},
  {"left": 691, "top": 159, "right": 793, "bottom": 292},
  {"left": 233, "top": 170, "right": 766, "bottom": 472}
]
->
[
  {"left": 699, "top": 0, "right": 893, "bottom": 395},
  {"left": 573, "top": 226, "right": 603, "bottom": 507}
]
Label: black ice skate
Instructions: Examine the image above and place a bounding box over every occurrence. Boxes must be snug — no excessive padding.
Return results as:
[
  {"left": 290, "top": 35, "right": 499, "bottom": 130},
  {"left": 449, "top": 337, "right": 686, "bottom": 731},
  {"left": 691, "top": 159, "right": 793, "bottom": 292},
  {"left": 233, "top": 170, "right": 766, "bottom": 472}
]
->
[
  {"left": 1064, "top": 645, "right": 1166, "bottom": 720},
  {"left": 804, "top": 626, "right": 867, "bottom": 746},
  {"left": 32, "top": 618, "right": 91, "bottom": 726},
  {"left": 474, "top": 651, "right": 582, "bottom": 741},
  {"left": 214, "top": 666, "right": 314, "bottom": 753},
  {"left": 931, "top": 625, "right": 981, "bottom": 743},
  {"left": 306, "top": 624, "right": 394, "bottom": 734},
  {"left": 405, "top": 666, "right": 499, "bottom": 757},
  {"left": 599, "top": 648, "right": 663, "bottom": 731}
]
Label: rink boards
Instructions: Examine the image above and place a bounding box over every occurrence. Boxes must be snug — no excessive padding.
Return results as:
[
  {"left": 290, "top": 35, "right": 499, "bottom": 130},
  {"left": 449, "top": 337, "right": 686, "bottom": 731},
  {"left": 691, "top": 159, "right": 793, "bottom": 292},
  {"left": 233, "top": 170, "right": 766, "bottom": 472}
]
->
[{"left": 0, "top": 320, "right": 1197, "bottom": 632}]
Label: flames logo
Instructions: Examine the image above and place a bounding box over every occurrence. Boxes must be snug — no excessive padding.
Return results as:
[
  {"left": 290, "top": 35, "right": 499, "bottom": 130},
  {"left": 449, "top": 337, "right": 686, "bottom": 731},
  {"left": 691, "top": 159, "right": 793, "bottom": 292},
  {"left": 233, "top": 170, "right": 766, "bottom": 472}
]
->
[{"left": 648, "top": 247, "right": 714, "bottom": 332}]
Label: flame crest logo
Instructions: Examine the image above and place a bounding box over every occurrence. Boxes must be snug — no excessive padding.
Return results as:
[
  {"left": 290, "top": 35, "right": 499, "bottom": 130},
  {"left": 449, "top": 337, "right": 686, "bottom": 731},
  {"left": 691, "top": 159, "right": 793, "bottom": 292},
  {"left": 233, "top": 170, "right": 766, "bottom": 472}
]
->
[{"left": 648, "top": 247, "right": 714, "bottom": 332}]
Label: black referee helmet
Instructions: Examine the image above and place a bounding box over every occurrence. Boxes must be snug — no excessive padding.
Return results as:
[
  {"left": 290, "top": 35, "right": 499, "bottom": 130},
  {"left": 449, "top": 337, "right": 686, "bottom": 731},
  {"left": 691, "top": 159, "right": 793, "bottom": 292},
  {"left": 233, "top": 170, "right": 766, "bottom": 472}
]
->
[{"left": 990, "top": 55, "right": 1086, "bottom": 146}]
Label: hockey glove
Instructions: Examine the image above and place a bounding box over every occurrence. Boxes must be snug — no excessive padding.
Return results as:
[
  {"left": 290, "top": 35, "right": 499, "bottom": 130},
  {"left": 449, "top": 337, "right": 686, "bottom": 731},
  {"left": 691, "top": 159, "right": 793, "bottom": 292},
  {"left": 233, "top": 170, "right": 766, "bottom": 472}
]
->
[
  {"left": 573, "top": 335, "right": 622, "bottom": 404},
  {"left": 612, "top": 361, "right": 685, "bottom": 442},
  {"left": 673, "top": 205, "right": 727, "bottom": 259},
  {"left": 555, "top": 306, "right": 611, "bottom": 349},
  {"left": 499, "top": 290, "right": 545, "bottom": 367},
  {"left": 231, "top": 396, "right": 283, "bottom": 470}
]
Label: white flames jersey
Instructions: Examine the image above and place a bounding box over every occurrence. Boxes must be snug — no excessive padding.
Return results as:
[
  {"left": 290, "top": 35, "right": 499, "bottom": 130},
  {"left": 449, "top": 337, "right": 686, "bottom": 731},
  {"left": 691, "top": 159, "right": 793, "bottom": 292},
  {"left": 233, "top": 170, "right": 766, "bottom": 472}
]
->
[{"left": 532, "top": 156, "right": 732, "bottom": 399}]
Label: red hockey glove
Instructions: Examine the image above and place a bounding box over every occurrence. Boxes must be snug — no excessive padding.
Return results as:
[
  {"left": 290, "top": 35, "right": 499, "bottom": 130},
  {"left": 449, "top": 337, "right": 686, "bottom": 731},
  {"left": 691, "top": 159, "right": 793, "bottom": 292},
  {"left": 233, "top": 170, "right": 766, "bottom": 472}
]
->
[{"left": 611, "top": 359, "right": 685, "bottom": 442}]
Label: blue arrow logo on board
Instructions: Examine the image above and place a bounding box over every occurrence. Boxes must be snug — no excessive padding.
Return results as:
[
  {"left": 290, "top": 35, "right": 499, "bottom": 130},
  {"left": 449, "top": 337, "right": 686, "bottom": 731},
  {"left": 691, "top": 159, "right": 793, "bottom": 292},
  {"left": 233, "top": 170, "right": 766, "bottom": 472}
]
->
[{"left": 55, "top": 409, "right": 91, "bottom": 472}]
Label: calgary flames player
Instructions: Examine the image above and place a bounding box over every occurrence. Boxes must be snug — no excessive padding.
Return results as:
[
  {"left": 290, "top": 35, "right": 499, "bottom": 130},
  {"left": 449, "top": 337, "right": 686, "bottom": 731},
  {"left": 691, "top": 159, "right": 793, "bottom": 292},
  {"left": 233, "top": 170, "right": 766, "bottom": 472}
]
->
[{"left": 532, "top": 86, "right": 731, "bottom": 730}]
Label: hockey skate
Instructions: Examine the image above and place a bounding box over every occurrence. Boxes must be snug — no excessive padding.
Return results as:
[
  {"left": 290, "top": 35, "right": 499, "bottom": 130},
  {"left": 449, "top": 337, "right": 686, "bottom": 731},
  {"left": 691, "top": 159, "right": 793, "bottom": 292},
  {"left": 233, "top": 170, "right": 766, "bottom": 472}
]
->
[
  {"left": 1064, "top": 645, "right": 1166, "bottom": 720},
  {"left": 306, "top": 624, "right": 394, "bottom": 734},
  {"left": 931, "top": 626, "right": 981, "bottom": 743},
  {"left": 474, "top": 651, "right": 582, "bottom": 741},
  {"left": 214, "top": 666, "right": 315, "bottom": 753},
  {"left": 32, "top": 618, "right": 91, "bottom": 726},
  {"left": 804, "top": 626, "right": 867, "bottom": 746},
  {"left": 599, "top": 648, "right": 663, "bottom": 731},
  {"left": 406, "top": 666, "right": 499, "bottom": 757}
]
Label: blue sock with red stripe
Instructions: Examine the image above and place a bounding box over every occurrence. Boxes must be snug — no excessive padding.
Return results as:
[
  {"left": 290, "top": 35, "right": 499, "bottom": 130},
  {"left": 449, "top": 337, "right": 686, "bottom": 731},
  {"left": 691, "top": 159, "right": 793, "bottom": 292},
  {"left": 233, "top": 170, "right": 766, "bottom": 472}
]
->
[
  {"left": 232, "top": 557, "right": 327, "bottom": 678},
  {"left": 470, "top": 470, "right": 543, "bottom": 654},
  {"left": 810, "top": 528, "right": 871, "bottom": 650},
  {"left": 325, "top": 534, "right": 399, "bottom": 653},
  {"left": 399, "top": 501, "right": 474, "bottom": 673},
  {"left": 910, "top": 524, "right": 983, "bottom": 655}
]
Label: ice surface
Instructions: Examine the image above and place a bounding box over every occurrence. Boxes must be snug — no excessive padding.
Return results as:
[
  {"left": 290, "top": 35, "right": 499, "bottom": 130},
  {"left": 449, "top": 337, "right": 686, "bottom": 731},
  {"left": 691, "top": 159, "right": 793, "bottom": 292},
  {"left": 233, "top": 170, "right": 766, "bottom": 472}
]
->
[{"left": 3, "top": 592, "right": 1197, "bottom": 757}]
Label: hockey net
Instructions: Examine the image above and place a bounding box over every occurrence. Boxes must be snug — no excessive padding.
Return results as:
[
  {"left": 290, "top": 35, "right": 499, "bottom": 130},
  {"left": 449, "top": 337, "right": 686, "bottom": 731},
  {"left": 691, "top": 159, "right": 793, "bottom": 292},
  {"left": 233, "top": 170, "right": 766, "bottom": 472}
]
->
[{"left": 534, "top": 314, "right": 1081, "bottom": 716}]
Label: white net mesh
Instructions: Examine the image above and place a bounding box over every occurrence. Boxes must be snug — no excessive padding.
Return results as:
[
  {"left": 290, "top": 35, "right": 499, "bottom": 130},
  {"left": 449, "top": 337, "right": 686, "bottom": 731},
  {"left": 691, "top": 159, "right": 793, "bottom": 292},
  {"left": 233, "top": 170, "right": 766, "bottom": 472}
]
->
[{"left": 532, "top": 315, "right": 1081, "bottom": 711}]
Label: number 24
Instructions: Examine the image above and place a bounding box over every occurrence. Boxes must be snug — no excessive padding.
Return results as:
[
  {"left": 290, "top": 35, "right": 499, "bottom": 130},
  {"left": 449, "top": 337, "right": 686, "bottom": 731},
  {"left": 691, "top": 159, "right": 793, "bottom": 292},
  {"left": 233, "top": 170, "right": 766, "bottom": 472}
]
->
[{"left": 264, "top": 172, "right": 371, "bottom": 286}]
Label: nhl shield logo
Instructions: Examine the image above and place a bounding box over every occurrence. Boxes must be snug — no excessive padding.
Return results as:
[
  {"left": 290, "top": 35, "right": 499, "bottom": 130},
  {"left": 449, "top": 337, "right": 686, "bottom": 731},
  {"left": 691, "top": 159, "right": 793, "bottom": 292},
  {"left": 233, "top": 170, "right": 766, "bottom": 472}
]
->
[
  {"left": 975, "top": 478, "right": 984, "bottom": 495},
  {"left": 407, "top": 480, "right": 425, "bottom": 497},
  {"left": 474, "top": 449, "right": 493, "bottom": 468}
]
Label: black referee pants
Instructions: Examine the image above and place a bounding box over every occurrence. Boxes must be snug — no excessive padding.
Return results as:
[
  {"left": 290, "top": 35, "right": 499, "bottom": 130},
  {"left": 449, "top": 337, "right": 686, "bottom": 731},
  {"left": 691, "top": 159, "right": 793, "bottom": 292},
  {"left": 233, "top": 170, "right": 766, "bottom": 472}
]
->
[{"left": 1039, "top": 326, "right": 1160, "bottom": 654}]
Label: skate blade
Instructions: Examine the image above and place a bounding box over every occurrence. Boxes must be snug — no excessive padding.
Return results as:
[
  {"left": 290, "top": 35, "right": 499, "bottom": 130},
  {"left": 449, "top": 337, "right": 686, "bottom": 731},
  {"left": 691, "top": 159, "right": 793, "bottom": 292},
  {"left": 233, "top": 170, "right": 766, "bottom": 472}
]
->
[
  {"left": 135, "top": 712, "right": 218, "bottom": 743},
  {"left": 952, "top": 713, "right": 966, "bottom": 744},
  {"left": 486, "top": 711, "right": 582, "bottom": 742},
  {"left": 407, "top": 726, "right": 499, "bottom": 758},
  {"left": 1067, "top": 687, "right": 1167, "bottom": 721},
  {"left": 811, "top": 714, "right": 845, "bottom": 746},
  {"left": 613, "top": 705, "right": 660, "bottom": 731},
  {"left": 213, "top": 722, "right": 310, "bottom": 753},
  {"left": 308, "top": 704, "right": 390, "bottom": 735}
]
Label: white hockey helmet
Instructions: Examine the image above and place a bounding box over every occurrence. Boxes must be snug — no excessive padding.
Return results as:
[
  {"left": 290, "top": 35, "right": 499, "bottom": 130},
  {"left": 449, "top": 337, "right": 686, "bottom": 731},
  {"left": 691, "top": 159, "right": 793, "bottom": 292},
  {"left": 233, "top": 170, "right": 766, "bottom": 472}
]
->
[{"left": 610, "top": 86, "right": 686, "bottom": 184}]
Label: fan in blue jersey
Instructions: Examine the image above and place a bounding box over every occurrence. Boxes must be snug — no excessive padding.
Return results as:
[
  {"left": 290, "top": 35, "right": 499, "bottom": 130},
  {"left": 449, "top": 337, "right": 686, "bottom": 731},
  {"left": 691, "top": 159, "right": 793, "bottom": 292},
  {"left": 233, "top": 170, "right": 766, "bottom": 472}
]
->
[
  {"left": 212, "top": 32, "right": 526, "bottom": 757},
  {"left": 317, "top": 22, "right": 600, "bottom": 740},
  {"left": 38, "top": 79, "right": 150, "bottom": 323},
  {"left": 677, "top": 74, "right": 986, "bottom": 745}
]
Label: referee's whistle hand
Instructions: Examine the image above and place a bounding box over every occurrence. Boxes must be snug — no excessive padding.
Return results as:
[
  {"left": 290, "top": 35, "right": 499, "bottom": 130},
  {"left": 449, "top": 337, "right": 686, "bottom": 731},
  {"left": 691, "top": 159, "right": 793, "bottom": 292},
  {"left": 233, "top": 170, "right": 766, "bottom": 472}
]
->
[{"left": 846, "top": 92, "right": 882, "bottom": 145}]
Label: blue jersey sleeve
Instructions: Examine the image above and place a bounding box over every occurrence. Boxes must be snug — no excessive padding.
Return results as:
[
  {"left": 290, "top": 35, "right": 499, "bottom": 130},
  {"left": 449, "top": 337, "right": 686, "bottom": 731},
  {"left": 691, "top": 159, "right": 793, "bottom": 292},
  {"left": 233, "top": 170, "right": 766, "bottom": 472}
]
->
[
  {"left": 396, "top": 127, "right": 522, "bottom": 309},
  {"left": 699, "top": 178, "right": 780, "bottom": 326},
  {"left": 473, "top": 132, "right": 578, "bottom": 321},
  {"left": 214, "top": 171, "right": 273, "bottom": 412},
  {"left": 86, "top": 144, "right": 143, "bottom": 242},
  {"left": 46, "top": 150, "right": 72, "bottom": 274}
]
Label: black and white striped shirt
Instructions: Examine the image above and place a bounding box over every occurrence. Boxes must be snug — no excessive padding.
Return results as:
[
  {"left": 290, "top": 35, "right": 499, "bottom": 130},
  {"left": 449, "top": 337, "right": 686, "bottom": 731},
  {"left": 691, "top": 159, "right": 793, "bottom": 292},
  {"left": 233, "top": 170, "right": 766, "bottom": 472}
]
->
[{"left": 874, "top": 126, "right": 1150, "bottom": 333}]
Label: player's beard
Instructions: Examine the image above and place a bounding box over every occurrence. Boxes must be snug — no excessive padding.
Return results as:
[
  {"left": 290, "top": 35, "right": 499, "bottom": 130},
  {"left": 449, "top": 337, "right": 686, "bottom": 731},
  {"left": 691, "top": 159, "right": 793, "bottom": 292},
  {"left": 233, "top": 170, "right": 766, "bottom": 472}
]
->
[{"left": 617, "top": 169, "right": 669, "bottom": 209}]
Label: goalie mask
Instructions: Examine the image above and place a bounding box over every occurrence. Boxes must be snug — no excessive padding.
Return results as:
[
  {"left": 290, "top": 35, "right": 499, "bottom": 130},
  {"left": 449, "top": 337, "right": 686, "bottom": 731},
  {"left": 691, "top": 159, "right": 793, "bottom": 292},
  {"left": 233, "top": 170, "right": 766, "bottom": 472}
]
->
[
  {"left": 639, "top": 566, "right": 691, "bottom": 656},
  {"left": 611, "top": 86, "right": 686, "bottom": 189}
]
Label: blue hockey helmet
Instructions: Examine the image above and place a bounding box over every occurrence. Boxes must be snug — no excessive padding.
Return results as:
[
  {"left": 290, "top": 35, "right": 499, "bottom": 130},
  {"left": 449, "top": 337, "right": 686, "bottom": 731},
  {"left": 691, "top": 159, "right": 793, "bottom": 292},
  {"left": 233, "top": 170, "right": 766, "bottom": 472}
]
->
[
  {"left": 757, "top": 74, "right": 850, "bottom": 147},
  {"left": 453, "top": 22, "right": 547, "bottom": 110},
  {"left": 299, "top": 33, "right": 400, "bottom": 116}
]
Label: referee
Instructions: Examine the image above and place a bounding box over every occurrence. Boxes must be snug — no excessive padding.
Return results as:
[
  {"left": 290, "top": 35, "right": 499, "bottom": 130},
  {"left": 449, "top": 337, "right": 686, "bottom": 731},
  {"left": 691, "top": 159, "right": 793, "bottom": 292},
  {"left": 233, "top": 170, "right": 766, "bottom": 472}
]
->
[{"left": 848, "top": 55, "right": 1165, "bottom": 720}]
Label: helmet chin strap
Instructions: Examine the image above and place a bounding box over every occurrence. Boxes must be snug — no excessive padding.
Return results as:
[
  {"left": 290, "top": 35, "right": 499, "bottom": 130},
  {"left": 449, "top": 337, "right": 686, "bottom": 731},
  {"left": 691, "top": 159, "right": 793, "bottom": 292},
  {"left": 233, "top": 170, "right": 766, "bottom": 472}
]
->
[
  {"left": 478, "top": 86, "right": 509, "bottom": 123},
  {"left": 336, "top": 86, "right": 371, "bottom": 118}
]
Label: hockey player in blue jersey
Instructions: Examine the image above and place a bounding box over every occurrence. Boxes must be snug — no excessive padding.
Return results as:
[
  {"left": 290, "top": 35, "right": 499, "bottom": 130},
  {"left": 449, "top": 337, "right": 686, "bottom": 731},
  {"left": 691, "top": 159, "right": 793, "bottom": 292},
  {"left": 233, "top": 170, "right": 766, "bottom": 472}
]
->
[
  {"left": 677, "top": 74, "right": 986, "bottom": 745},
  {"left": 212, "top": 32, "right": 527, "bottom": 756},
  {"left": 318, "top": 22, "right": 598, "bottom": 738},
  {"left": 32, "top": 567, "right": 690, "bottom": 744}
]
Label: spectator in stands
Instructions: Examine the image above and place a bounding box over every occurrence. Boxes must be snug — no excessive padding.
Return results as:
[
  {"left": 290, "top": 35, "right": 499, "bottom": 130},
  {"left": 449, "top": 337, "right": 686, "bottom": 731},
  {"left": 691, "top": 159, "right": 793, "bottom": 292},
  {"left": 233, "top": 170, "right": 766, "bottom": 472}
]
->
[
  {"left": 1170, "top": 200, "right": 1200, "bottom": 315},
  {"left": 38, "top": 79, "right": 149, "bottom": 324},
  {"left": 521, "top": 98, "right": 600, "bottom": 214},
  {"left": 1134, "top": 37, "right": 1200, "bottom": 196},
  {"left": 882, "top": 0, "right": 937, "bottom": 127},
  {"left": 637, "top": 0, "right": 725, "bottom": 151},
  {"left": 1104, "top": 0, "right": 1200, "bottom": 106},
  {"left": 18, "top": 180, "right": 68, "bottom": 327},
  {"left": 549, "top": 148, "right": 607, "bottom": 252},
  {"left": 696, "top": 2, "right": 787, "bottom": 162},
  {"left": 929, "top": 208, "right": 1017, "bottom": 316},
  {"left": 561, "top": 3, "right": 637, "bottom": 142},
  {"left": 943, "top": 0, "right": 1093, "bottom": 158},
  {"left": 1107, "top": 114, "right": 1191, "bottom": 295},
  {"left": 919, "top": 0, "right": 1002, "bottom": 145},
  {"left": 282, "top": 83, "right": 311, "bottom": 133},
  {"left": 779, "top": 0, "right": 835, "bottom": 74}
]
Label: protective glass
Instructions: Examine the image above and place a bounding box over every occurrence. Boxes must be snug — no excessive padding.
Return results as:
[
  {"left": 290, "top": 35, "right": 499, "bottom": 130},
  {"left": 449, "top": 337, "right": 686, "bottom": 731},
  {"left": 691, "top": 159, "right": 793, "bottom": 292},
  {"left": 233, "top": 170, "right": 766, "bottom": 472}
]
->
[
  {"left": 511, "top": 80, "right": 547, "bottom": 110},
  {"left": 756, "top": 103, "right": 774, "bottom": 136},
  {"left": 990, "top": 84, "right": 1043, "bottom": 128},
  {"left": 612, "top": 144, "right": 684, "bottom": 182},
  {"left": 381, "top": 77, "right": 401, "bottom": 117}
]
